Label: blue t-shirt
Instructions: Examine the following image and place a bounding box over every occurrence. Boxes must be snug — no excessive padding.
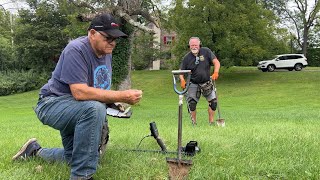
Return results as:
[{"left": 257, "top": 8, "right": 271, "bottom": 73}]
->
[{"left": 40, "top": 36, "right": 112, "bottom": 97}]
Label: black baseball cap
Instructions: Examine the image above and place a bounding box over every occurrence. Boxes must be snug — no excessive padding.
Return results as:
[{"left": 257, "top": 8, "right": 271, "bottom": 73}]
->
[{"left": 88, "top": 13, "right": 128, "bottom": 38}]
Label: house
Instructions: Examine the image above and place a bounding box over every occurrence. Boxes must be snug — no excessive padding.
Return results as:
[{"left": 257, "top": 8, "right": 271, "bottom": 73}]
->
[{"left": 147, "top": 23, "right": 176, "bottom": 70}]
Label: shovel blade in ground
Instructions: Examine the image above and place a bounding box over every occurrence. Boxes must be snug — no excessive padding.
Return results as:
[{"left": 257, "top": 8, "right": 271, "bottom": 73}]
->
[
  {"left": 216, "top": 118, "right": 225, "bottom": 127},
  {"left": 166, "top": 158, "right": 192, "bottom": 180}
]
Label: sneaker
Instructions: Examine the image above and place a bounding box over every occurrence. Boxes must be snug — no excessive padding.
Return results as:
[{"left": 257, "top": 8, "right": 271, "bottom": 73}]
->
[{"left": 12, "top": 138, "right": 41, "bottom": 160}]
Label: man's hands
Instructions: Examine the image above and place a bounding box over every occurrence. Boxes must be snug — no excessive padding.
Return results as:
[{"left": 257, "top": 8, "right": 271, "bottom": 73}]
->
[
  {"left": 69, "top": 83, "right": 142, "bottom": 105},
  {"left": 180, "top": 79, "right": 186, "bottom": 89},
  {"left": 122, "top": 90, "right": 143, "bottom": 105},
  {"left": 211, "top": 72, "right": 219, "bottom": 80}
]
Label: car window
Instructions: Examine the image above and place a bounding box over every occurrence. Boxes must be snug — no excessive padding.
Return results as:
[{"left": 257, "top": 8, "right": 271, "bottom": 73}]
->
[
  {"left": 278, "top": 56, "right": 287, "bottom": 60},
  {"left": 286, "top": 55, "right": 295, "bottom": 60}
]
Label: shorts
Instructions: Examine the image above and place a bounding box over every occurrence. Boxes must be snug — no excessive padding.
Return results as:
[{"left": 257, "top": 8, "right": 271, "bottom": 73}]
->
[{"left": 186, "top": 82, "right": 216, "bottom": 102}]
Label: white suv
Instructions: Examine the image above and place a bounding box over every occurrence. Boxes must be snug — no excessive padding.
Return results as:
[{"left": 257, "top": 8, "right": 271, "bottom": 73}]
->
[{"left": 257, "top": 54, "right": 308, "bottom": 72}]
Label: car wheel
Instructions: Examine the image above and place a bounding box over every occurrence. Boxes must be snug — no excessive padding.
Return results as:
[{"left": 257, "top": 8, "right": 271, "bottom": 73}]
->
[
  {"left": 261, "top": 69, "right": 267, "bottom": 72},
  {"left": 267, "top": 65, "right": 275, "bottom": 72},
  {"left": 294, "top": 64, "right": 303, "bottom": 71},
  {"left": 288, "top": 68, "right": 293, "bottom": 71}
]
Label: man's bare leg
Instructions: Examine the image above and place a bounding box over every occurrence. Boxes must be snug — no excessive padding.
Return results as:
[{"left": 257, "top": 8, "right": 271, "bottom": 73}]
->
[
  {"left": 208, "top": 107, "right": 215, "bottom": 125},
  {"left": 191, "top": 111, "right": 197, "bottom": 125}
]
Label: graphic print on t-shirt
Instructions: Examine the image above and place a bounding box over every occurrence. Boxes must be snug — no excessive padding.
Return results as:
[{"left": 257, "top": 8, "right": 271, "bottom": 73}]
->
[{"left": 94, "top": 65, "right": 111, "bottom": 90}]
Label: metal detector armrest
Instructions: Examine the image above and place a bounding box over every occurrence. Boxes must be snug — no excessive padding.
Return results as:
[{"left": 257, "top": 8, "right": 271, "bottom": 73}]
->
[{"left": 171, "top": 70, "right": 192, "bottom": 95}]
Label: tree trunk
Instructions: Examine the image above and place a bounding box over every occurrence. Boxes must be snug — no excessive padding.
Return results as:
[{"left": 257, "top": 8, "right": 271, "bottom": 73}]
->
[
  {"left": 302, "top": 25, "right": 308, "bottom": 57},
  {"left": 117, "top": 30, "right": 137, "bottom": 90}
]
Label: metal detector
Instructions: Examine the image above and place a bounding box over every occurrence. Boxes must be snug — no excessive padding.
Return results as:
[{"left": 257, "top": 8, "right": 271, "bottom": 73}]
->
[
  {"left": 123, "top": 121, "right": 200, "bottom": 156},
  {"left": 166, "top": 70, "right": 193, "bottom": 179}
]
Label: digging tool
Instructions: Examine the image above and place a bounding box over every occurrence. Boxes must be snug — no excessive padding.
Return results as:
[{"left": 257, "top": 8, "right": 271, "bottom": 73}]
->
[
  {"left": 166, "top": 70, "right": 193, "bottom": 180},
  {"left": 213, "top": 80, "right": 225, "bottom": 127}
]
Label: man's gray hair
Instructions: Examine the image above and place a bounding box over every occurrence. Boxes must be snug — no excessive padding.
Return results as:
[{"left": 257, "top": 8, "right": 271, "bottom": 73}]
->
[{"left": 189, "top": 37, "right": 201, "bottom": 44}]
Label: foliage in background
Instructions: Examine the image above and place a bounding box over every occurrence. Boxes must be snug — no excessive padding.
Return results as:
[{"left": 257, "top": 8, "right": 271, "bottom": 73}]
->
[
  {"left": 5, "top": 0, "right": 136, "bottom": 92},
  {"left": 131, "top": 31, "right": 160, "bottom": 70},
  {"left": 166, "top": 0, "right": 290, "bottom": 68},
  {"left": 259, "top": 0, "right": 320, "bottom": 57},
  {"left": 307, "top": 48, "right": 320, "bottom": 67},
  {"left": 110, "top": 22, "right": 134, "bottom": 87},
  {"left": 0, "top": 70, "right": 49, "bottom": 96},
  {"left": 14, "top": 0, "right": 71, "bottom": 72},
  {"left": 0, "top": 10, "right": 14, "bottom": 71}
]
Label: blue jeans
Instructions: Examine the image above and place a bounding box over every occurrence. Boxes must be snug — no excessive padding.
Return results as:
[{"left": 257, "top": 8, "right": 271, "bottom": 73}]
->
[{"left": 34, "top": 94, "right": 107, "bottom": 180}]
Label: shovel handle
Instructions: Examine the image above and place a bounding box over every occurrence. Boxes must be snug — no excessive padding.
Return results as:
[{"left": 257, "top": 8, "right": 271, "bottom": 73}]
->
[
  {"left": 172, "top": 70, "right": 192, "bottom": 95},
  {"left": 213, "top": 80, "right": 221, "bottom": 119}
]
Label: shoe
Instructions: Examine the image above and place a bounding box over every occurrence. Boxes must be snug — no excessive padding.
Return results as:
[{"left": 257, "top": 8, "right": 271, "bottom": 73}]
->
[{"left": 12, "top": 138, "right": 41, "bottom": 160}]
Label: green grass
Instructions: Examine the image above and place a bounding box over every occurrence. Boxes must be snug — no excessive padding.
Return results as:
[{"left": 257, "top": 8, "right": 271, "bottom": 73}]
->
[{"left": 1, "top": 66, "right": 320, "bottom": 179}]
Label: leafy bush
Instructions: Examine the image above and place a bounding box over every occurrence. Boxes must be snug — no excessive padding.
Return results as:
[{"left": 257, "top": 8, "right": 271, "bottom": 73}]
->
[
  {"left": 131, "top": 32, "right": 160, "bottom": 70},
  {"left": 307, "top": 48, "right": 320, "bottom": 67},
  {"left": 0, "top": 70, "right": 49, "bottom": 96}
]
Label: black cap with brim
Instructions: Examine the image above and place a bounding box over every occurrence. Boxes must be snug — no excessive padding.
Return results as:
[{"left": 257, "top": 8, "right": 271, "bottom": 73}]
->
[
  {"left": 89, "top": 13, "right": 128, "bottom": 38},
  {"left": 103, "top": 29, "right": 128, "bottom": 38}
]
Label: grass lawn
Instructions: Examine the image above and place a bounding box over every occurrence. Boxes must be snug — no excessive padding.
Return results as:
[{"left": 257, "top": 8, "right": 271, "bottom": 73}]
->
[{"left": 1, "top": 66, "right": 320, "bottom": 179}]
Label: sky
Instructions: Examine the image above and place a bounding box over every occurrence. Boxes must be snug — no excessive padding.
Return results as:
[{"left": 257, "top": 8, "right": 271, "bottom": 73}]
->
[
  {"left": 0, "top": 0, "right": 28, "bottom": 14},
  {"left": 0, "top": 0, "right": 316, "bottom": 15}
]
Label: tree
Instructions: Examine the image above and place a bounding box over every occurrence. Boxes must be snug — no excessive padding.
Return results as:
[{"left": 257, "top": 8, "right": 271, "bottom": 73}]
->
[
  {"left": 0, "top": 9, "right": 14, "bottom": 70},
  {"left": 131, "top": 31, "right": 160, "bottom": 70},
  {"left": 68, "top": 0, "right": 161, "bottom": 89},
  {"left": 14, "top": 0, "right": 71, "bottom": 71},
  {"left": 166, "top": 0, "right": 290, "bottom": 67},
  {"left": 260, "top": 0, "right": 320, "bottom": 56}
]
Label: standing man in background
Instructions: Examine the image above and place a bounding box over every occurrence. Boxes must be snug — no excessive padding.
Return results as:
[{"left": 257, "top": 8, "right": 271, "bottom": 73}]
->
[
  {"left": 12, "top": 13, "right": 142, "bottom": 180},
  {"left": 180, "top": 37, "right": 220, "bottom": 125}
]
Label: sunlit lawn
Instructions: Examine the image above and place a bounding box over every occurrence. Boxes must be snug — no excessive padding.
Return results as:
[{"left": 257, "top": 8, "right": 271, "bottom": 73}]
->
[{"left": 1, "top": 66, "right": 320, "bottom": 179}]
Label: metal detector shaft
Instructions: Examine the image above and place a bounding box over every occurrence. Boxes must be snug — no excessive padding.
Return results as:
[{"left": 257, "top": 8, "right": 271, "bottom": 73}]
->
[{"left": 178, "top": 95, "right": 183, "bottom": 160}]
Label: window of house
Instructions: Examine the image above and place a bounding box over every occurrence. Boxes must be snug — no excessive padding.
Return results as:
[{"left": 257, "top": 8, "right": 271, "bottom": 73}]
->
[{"left": 163, "top": 36, "right": 175, "bottom": 45}]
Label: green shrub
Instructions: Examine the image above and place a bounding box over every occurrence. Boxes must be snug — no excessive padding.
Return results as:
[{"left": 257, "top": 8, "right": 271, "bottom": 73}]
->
[
  {"left": 307, "top": 48, "right": 320, "bottom": 67},
  {"left": 0, "top": 70, "right": 49, "bottom": 96}
]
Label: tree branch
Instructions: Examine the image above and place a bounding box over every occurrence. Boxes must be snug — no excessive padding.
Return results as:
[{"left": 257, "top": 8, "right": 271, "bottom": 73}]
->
[
  {"left": 68, "top": 0, "right": 96, "bottom": 12},
  {"left": 114, "top": 8, "right": 155, "bottom": 34},
  {"left": 69, "top": 0, "right": 157, "bottom": 34}
]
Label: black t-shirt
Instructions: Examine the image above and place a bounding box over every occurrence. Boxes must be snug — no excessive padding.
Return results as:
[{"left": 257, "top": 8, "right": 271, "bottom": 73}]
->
[{"left": 180, "top": 47, "right": 216, "bottom": 84}]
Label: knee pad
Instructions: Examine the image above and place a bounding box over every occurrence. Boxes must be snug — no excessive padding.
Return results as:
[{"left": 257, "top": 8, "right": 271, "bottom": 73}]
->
[
  {"left": 188, "top": 99, "right": 197, "bottom": 111},
  {"left": 209, "top": 98, "right": 217, "bottom": 111}
]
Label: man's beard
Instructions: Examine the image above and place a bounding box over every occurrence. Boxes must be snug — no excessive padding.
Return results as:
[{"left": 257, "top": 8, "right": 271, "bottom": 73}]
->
[{"left": 191, "top": 48, "right": 199, "bottom": 54}]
